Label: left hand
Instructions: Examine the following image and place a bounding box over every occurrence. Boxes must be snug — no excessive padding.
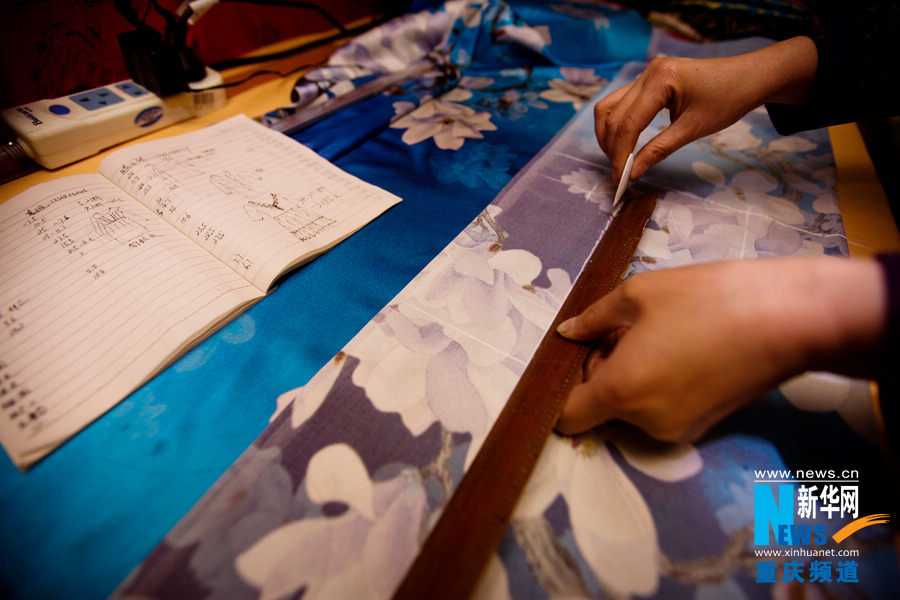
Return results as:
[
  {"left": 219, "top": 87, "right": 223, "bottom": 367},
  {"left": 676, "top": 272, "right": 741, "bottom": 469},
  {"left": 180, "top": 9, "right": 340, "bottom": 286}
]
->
[{"left": 554, "top": 257, "right": 887, "bottom": 442}]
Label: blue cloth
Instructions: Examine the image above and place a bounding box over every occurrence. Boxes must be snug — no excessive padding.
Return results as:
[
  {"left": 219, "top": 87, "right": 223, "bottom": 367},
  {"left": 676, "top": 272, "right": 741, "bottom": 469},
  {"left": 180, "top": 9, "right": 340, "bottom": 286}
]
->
[
  {"left": 113, "top": 28, "right": 899, "bottom": 598},
  {"left": 0, "top": 2, "right": 651, "bottom": 598}
]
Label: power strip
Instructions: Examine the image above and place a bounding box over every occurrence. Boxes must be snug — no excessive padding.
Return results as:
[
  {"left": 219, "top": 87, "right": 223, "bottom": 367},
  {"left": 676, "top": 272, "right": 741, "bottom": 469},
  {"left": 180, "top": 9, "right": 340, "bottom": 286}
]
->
[{"left": 1, "top": 68, "right": 227, "bottom": 170}]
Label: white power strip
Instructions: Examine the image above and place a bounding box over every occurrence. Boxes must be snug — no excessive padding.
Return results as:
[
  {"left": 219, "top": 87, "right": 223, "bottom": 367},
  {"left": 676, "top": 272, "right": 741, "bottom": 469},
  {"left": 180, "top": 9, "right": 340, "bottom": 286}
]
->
[{"left": 1, "top": 68, "right": 227, "bottom": 170}]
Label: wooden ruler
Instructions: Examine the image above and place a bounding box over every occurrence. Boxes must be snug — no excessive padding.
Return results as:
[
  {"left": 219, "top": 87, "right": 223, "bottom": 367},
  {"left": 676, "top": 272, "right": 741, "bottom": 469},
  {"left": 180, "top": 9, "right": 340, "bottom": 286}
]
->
[{"left": 393, "top": 191, "right": 659, "bottom": 599}]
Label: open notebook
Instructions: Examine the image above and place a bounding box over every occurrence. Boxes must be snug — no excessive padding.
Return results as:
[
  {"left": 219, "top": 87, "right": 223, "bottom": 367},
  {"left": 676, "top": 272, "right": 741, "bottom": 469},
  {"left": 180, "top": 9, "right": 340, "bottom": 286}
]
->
[{"left": 0, "top": 114, "right": 401, "bottom": 469}]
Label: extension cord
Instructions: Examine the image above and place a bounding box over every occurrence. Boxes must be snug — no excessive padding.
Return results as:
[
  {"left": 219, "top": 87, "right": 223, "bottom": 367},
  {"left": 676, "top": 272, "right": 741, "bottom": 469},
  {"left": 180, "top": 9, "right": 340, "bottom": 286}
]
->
[{"left": 1, "top": 68, "right": 227, "bottom": 170}]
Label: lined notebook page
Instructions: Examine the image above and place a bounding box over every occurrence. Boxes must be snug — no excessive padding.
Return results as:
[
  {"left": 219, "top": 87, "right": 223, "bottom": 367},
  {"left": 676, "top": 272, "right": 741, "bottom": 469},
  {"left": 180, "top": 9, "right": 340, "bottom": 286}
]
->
[
  {"left": 0, "top": 174, "right": 264, "bottom": 469},
  {"left": 99, "top": 114, "right": 402, "bottom": 290}
]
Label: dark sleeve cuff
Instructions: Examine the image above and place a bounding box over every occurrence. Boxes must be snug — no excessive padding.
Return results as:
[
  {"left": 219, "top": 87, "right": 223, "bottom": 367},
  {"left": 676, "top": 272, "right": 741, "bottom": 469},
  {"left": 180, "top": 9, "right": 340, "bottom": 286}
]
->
[{"left": 765, "top": 12, "right": 900, "bottom": 134}]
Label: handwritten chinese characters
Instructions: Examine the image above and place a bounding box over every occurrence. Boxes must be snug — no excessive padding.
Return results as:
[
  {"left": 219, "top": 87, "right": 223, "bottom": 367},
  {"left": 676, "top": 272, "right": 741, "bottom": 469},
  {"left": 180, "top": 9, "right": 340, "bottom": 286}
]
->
[{"left": 0, "top": 115, "right": 400, "bottom": 468}]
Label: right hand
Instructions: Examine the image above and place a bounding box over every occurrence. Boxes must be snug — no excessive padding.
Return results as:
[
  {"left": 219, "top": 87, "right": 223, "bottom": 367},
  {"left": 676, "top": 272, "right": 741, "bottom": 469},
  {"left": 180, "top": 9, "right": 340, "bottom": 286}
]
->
[
  {"left": 594, "top": 36, "right": 819, "bottom": 183},
  {"left": 555, "top": 257, "right": 887, "bottom": 442}
]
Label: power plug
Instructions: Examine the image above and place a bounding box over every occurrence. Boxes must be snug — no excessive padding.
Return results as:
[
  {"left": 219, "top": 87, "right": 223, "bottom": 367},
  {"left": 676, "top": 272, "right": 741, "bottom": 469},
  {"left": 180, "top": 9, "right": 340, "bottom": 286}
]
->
[{"left": 1, "top": 70, "right": 227, "bottom": 170}]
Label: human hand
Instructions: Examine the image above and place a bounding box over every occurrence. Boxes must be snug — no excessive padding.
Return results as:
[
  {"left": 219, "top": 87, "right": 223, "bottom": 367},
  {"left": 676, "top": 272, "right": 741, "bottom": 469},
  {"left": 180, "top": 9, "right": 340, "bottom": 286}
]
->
[
  {"left": 594, "top": 36, "right": 818, "bottom": 182},
  {"left": 554, "top": 257, "right": 887, "bottom": 442}
]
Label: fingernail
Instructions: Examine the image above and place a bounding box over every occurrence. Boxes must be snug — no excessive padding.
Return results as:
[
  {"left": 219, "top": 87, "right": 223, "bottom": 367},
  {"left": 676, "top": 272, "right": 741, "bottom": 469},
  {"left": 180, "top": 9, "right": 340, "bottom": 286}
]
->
[
  {"left": 557, "top": 317, "right": 575, "bottom": 336},
  {"left": 631, "top": 162, "right": 647, "bottom": 180}
]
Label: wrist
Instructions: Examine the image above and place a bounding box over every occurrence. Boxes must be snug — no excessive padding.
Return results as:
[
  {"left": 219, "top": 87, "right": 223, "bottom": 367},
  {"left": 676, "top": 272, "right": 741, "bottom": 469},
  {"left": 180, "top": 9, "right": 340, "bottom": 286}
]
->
[{"left": 750, "top": 36, "right": 819, "bottom": 107}]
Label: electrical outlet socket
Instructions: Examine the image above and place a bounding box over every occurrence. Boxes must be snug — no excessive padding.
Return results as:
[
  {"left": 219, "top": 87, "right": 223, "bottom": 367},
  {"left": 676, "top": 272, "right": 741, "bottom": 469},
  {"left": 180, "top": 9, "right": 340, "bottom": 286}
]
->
[
  {"left": 115, "top": 82, "right": 152, "bottom": 99},
  {"left": 2, "top": 74, "right": 226, "bottom": 169},
  {"left": 69, "top": 88, "right": 126, "bottom": 111}
]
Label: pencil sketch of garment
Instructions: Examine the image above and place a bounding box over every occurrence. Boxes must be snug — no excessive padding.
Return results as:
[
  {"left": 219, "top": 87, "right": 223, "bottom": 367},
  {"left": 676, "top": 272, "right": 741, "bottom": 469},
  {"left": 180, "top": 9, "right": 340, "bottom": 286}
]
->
[
  {"left": 91, "top": 207, "right": 148, "bottom": 245},
  {"left": 276, "top": 206, "right": 336, "bottom": 241}
]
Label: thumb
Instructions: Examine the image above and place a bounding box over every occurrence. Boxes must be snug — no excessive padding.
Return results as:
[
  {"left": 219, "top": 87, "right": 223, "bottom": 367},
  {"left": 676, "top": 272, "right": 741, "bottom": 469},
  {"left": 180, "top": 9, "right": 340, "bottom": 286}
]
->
[
  {"left": 557, "top": 287, "right": 633, "bottom": 342},
  {"left": 631, "top": 127, "right": 692, "bottom": 180},
  {"left": 555, "top": 365, "right": 617, "bottom": 435}
]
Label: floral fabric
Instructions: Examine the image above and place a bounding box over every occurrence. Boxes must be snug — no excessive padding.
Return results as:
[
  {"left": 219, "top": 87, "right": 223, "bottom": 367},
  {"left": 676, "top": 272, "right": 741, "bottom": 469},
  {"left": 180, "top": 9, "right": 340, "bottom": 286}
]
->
[
  {"left": 1, "top": 2, "right": 896, "bottom": 600},
  {"left": 113, "top": 3, "right": 897, "bottom": 599}
]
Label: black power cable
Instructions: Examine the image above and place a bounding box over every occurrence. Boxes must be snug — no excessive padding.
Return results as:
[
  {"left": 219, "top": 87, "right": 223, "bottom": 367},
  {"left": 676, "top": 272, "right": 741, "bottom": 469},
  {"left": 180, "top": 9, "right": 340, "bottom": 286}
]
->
[
  {"left": 114, "top": 1, "right": 411, "bottom": 93},
  {"left": 203, "top": 1, "right": 408, "bottom": 71}
]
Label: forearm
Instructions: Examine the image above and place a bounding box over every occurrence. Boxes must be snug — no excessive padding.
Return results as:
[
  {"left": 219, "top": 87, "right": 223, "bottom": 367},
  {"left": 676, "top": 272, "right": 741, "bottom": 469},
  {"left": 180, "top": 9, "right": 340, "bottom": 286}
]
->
[
  {"left": 796, "top": 257, "right": 888, "bottom": 378},
  {"left": 748, "top": 36, "right": 818, "bottom": 107},
  {"left": 556, "top": 256, "right": 890, "bottom": 441}
]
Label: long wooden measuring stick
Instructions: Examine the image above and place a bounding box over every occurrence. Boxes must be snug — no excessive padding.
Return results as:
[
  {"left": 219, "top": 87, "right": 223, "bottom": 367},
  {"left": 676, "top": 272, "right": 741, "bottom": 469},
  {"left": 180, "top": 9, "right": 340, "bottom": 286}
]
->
[{"left": 393, "top": 191, "right": 659, "bottom": 599}]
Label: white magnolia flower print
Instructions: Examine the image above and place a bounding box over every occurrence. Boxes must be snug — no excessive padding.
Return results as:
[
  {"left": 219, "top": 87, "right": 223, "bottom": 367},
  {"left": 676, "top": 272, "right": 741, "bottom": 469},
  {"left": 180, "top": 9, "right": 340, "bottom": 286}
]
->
[
  {"left": 698, "top": 166, "right": 805, "bottom": 224},
  {"left": 485, "top": 89, "right": 549, "bottom": 121},
  {"left": 768, "top": 135, "right": 818, "bottom": 154},
  {"left": 714, "top": 474, "right": 756, "bottom": 535},
  {"left": 161, "top": 445, "right": 295, "bottom": 597},
  {"left": 561, "top": 166, "right": 614, "bottom": 211},
  {"left": 390, "top": 88, "right": 497, "bottom": 150},
  {"left": 353, "top": 207, "right": 570, "bottom": 465},
  {"left": 686, "top": 163, "right": 814, "bottom": 259},
  {"left": 459, "top": 75, "right": 494, "bottom": 89},
  {"left": 275, "top": 206, "right": 571, "bottom": 456},
  {"left": 235, "top": 444, "right": 427, "bottom": 600},
  {"left": 513, "top": 428, "right": 702, "bottom": 597},
  {"left": 630, "top": 196, "right": 752, "bottom": 268},
  {"left": 350, "top": 306, "right": 497, "bottom": 440},
  {"left": 497, "top": 23, "right": 551, "bottom": 54},
  {"left": 540, "top": 68, "right": 608, "bottom": 110},
  {"left": 271, "top": 350, "right": 345, "bottom": 428},
  {"left": 706, "top": 118, "right": 763, "bottom": 151},
  {"left": 780, "top": 371, "right": 879, "bottom": 441},
  {"left": 327, "top": 2, "right": 461, "bottom": 73},
  {"left": 784, "top": 171, "right": 839, "bottom": 212}
]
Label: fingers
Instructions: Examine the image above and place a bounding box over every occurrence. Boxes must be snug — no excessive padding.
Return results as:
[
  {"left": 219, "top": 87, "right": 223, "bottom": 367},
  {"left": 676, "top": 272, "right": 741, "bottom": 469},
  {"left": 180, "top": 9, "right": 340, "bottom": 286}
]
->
[
  {"left": 556, "top": 356, "right": 693, "bottom": 442},
  {"left": 557, "top": 287, "right": 634, "bottom": 342},
  {"left": 631, "top": 119, "right": 700, "bottom": 180},
  {"left": 593, "top": 84, "right": 632, "bottom": 177},
  {"left": 555, "top": 292, "right": 633, "bottom": 435},
  {"left": 555, "top": 372, "right": 615, "bottom": 435},
  {"left": 593, "top": 59, "right": 677, "bottom": 181},
  {"left": 595, "top": 84, "right": 648, "bottom": 181}
]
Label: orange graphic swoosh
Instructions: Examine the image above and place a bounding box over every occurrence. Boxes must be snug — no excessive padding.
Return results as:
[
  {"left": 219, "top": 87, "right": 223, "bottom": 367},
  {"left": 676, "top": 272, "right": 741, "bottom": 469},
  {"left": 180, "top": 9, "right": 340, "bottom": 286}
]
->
[{"left": 832, "top": 514, "right": 890, "bottom": 543}]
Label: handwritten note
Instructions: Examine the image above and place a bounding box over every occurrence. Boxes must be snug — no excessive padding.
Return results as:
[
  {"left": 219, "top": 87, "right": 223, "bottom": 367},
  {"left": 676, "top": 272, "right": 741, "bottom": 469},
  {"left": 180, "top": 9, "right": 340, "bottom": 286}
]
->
[
  {"left": 0, "top": 175, "right": 263, "bottom": 467},
  {"left": 100, "top": 115, "right": 400, "bottom": 289},
  {"left": 0, "top": 115, "right": 400, "bottom": 468}
]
